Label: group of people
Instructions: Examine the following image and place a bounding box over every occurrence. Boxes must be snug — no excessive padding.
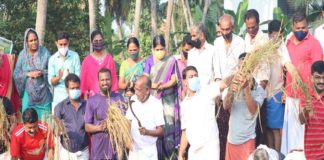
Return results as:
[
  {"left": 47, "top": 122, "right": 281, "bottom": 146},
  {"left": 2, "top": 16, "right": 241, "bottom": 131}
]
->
[{"left": 0, "top": 7, "right": 324, "bottom": 160}]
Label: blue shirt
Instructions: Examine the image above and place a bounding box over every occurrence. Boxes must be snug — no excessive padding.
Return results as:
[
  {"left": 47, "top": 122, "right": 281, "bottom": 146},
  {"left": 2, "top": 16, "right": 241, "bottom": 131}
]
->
[
  {"left": 54, "top": 98, "right": 88, "bottom": 153},
  {"left": 48, "top": 50, "right": 81, "bottom": 109}
]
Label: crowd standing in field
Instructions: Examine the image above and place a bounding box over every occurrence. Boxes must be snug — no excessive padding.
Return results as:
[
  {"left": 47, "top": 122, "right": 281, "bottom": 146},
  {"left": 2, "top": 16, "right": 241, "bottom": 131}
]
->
[{"left": 0, "top": 7, "right": 324, "bottom": 160}]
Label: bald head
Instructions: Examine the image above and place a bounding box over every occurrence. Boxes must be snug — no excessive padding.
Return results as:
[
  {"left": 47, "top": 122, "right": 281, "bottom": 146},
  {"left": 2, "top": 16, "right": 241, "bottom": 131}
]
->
[
  {"left": 219, "top": 14, "right": 234, "bottom": 26},
  {"left": 134, "top": 75, "right": 151, "bottom": 103}
]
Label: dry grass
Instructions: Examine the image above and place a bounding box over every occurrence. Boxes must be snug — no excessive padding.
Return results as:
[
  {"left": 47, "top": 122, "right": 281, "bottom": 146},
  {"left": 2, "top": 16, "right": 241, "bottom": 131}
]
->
[
  {"left": 0, "top": 98, "right": 10, "bottom": 152},
  {"left": 105, "top": 100, "right": 132, "bottom": 160}
]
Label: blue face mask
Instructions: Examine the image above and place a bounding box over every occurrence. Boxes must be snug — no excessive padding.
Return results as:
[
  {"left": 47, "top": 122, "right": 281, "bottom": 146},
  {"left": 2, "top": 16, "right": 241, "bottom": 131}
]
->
[
  {"left": 69, "top": 89, "right": 81, "bottom": 100},
  {"left": 188, "top": 77, "right": 201, "bottom": 92},
  {"left": 294, "top": 31, "right": 308, "bottom": 41}
]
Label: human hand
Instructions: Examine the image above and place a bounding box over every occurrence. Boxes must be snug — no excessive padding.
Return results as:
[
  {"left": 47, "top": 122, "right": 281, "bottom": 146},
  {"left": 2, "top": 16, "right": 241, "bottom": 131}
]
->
[
  {"left": 28, "top": 70, "right": 42, "bottom": 78},
  {"left": 98, "top": 121, "right": 107, "bottom": 132},
  {"left": 139, "top": 127, "right": 148, "bottom": 136},
  {"left": 152, "top": 82, "right": 162, "bottom": 90},
  {"left": 57, "top": 69, "right": 64, "bottom": 79}
]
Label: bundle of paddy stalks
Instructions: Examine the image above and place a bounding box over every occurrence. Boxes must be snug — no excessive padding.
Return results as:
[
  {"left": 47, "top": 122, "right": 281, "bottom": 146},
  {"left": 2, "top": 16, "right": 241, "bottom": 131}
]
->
[
  {"left": 45, "top": 115, "right": 69, "bottom": 160},
  {"left": 105, "top": 100, "right": 132, "bottom": 160},
  {"left": 234, "top": 37, "right": 282, "bottom": 94},
  {"left": 291, "top": 74, "right": 313, "bottom": 116},
  {"left": 0, "top": 98, "right": 10, "bottom": 151}
]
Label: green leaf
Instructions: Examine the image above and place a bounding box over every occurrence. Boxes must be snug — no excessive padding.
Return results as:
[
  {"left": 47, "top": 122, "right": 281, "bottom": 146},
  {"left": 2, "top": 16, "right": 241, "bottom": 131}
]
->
[{"left": 235, "top": 0, "right": 248, "bottom": 34}]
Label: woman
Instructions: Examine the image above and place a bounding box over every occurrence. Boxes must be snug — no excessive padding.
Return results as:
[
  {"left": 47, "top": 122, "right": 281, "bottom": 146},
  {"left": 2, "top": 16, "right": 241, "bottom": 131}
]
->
[
  {"left": 80, "top": 30, "right": 118, "bottom": 99},
  {"left": 143, "top": 35, "right": 181, "bottom": 159},
  {"left": 13, "top": 28, "right": 52, "bottom": 119},
  {"left": 118, "top": 37, "right": 144, "bottom": 98}
]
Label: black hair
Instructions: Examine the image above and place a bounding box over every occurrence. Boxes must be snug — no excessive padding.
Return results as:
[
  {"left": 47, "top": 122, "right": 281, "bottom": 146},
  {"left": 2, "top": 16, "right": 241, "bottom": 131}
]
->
[
  {"left": 56, "top": 31, "right": 69, "bottom": 41},
  {"left": 127, "top": 37, "right": 140, "bottom": 48},
  {"left": 91, "top": 29, "right": 104, "bottom": 41},
  {"left": 182, "top": 34, "right": 193, "bottom": 47},
  {"left": 182, "top": 66, "right": 198, "bottom": 79},
  {"left": 268, "top": 19, "right": 283, "bottom": 34},
  {"left": 311, "top": 60, "right": 324, "bottom": 75},
  {"left": 97, "top": 67, "right": 112, "bottom": 79},
  {"left": 152, "top": 35, "right": 166, "bottom": 48},
  {"left": 244, "top": 9, "right": 260, "bottom": 24},
  {"left": 292, "top": 11, "right": 308, "bottom": 24},
  {"left": 65, "top": 73, "right": 80, "bottom": 88},
  {"left": 239, "top": 52, "right": 247, "bottom": 60},
  {"left": 26, "top": 29, "right": 38, "bottom": 41},
  {"left": 22, "top": 108, "right": 38, "bottom": 124}
]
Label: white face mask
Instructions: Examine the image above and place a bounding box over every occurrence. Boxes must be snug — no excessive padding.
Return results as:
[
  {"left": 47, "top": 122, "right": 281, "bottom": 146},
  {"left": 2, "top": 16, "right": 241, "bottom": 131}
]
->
[{"left": 58, "top": 47, "right": 68, "bottom": 56}]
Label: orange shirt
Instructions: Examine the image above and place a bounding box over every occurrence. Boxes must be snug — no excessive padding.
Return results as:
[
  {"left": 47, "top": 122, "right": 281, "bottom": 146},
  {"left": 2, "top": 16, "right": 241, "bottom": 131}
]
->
[{"left": 10, "top": 121, "right": 53, "bottom": 160}]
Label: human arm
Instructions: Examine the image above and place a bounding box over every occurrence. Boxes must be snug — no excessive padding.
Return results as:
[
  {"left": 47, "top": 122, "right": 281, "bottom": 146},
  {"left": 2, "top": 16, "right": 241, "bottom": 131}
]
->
[
  {"left": 138, "top": 125, "right": 164, "bottom": 137},
  {"left": 85, "top": 122, "right": 106, "bottom": 133},
  {"left": 158, "top": 74, "right": 177, "bottom": 90},
  {"left": 223, "top": 88, "right": 234, "bottom": 110},
  {"left": 178, "top": 130, "right": 189, "bottom": 160}
]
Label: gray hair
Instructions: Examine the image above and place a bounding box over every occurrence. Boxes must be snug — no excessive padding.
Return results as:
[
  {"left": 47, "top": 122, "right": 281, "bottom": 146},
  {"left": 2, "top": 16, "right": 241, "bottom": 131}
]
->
[
  {"left": 190, "top": 22, "right": 206, "bottom": 36},
  {"left": 253, "top": 148, "right": 269, "bottom": 160},
  {"left": 219, "top": 14, "right": 235, "bottom": 26}
]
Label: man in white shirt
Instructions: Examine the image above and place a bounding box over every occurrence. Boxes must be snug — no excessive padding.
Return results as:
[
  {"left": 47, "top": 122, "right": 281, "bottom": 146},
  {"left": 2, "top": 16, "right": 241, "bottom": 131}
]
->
[
  {"left": 126, "top": 75, "right": 165, "bottom": 160},
  {"left": 214, "top": 14, "right": 245, "bottom": 80},
  {"left": 178, "top": 66, "right": 232, "bottom": 160},
  {"left": 244, "top": 9, "right": 270, "bottom": 89},
  {"left": 213, "top": 14, "right": 245, "bottom": 160},
  {"left": 314, "top": 5, "right": 324, "bottom": 52},
  {"left": 187, "top": 22, "right": 217, "bottom": 88}
]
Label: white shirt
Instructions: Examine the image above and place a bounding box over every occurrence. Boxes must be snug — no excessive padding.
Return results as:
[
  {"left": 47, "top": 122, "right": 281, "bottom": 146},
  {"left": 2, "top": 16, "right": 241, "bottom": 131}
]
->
[
  {"left": 187, "top": 42, "right": 217, "bottom": 88},
  {"left": 315, "top": 23, "right": 324, "bottom": 51},
  {"left": 245, "top": 30, "right": 270, "bottom": 83},
  {"left": 213, "top": 34, "right": 245, "bottom": 79},
  {"left": 267, "top": 42, "right": 291, "bottom": 97},
  {"left": 180, "top": 82, "right": 221, "bottom": 150},
  {"left": 126, "top": 96, "right": 165, "bottom": 150}
]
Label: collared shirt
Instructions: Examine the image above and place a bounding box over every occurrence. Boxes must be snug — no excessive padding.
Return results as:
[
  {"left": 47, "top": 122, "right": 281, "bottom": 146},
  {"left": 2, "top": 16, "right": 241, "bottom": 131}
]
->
[
  {"left": 54, "top": 98, "right": 88, "bottom": 153},
  {"left": 10, "top": 121, "right": 54, "bottom": 160},
  {"left": 180, "top": 82, "right": 221, "bottom": 150},
  {"left": 126, "top": 95, "right": 165, "bottom": 150},
  {"left": 187, "top": 42, "right": 217, "bottom": 87},
  {"left": 48, "top": 50, "right": 81, "bottom": 109},
  {"left": 222, "top": 85, "right": 266, "bottom": 145},
  {"left": 315, "top": 23, "right": 324, "bottom": 51},
  {"left": 244, "top": 30, "right": 270, "bottom": 83},
  {"left": 286, "top": 33, "right": 323, "bottom": 97},
  {"left": 84, "top": 92, "right": 124, "bottom": 160},
  {"left": 267, "top": 43, "right": 291, "bottom": 98},
  {"left": 213, "top": 34, "right": 245, "bottom": 79},
  {"left": 304, "top": 93, "right": 324, "bottom": 160}
]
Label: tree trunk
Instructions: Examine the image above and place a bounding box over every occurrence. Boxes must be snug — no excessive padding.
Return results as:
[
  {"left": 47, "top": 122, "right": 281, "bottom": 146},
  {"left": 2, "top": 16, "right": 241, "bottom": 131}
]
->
[
  {"left": 185, "top": 0, "right": 193, "bottom": 26},
  {"left": 165, "top": 0, "right": 173, "bottom": 50},
  {"left": 116, "top": 19, "right": 126, "bottom": 60},
  {"left": 88, "top": 0, "right": 96, "bottom": 52},
  {"left": 134, "top": 0, "right": 142, "bottom": 37},
  {"left": 202, "top": 0, "right": 210, "bottom": 23},
  {"left": 151, "top": 0, "right": 158, "bottom": 37},
  {"left": 180, "top": 0, "right": 190, "bottom": 31},
  {"left": 171, "top": 12, "right": 177, "bottom": 49},
  {"left": 35, "top": 0, "right": 48, "bottom": 46}
]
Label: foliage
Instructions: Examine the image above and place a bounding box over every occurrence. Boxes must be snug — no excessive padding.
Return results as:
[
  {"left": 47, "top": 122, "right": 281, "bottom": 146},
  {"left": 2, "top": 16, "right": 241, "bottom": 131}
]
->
[{"left": 224, "top": 0, "right": 248, "bottom": 36}]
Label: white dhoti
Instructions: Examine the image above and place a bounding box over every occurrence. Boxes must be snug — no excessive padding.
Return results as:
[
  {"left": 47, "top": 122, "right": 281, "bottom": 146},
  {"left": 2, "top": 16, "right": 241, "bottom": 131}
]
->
[
  {"left": 128, "top": 144, "right": 158, "bottom": 160},
  {"left": 281, "top": 97, "right": 305, "bottom": 155},
  {"left": 60, "top": 146, "right": 89, "bottom": 160},
  {"left": 188, "top": 139, "right": 219, "bottom": 160},
  {"left": 0, "top": 151, "right": 11, "bottom": 159}
]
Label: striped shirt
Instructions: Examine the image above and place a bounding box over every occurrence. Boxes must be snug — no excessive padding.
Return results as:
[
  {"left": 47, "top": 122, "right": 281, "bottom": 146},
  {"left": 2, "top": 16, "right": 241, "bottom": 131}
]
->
[{"left": 304, "top": 94, "right": 324, "bottom": 160}]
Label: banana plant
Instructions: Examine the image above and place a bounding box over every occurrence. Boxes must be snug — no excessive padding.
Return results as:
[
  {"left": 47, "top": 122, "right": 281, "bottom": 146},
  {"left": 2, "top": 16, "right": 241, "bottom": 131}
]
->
[{"left": 224, "top": 0, "right": 249, "bottom": 36}]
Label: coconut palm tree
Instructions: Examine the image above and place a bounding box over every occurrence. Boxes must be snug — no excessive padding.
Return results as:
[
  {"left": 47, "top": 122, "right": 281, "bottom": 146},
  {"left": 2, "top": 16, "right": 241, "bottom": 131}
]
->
[{"left": 35, "top": 0, "right": 48, "bottom": 46}]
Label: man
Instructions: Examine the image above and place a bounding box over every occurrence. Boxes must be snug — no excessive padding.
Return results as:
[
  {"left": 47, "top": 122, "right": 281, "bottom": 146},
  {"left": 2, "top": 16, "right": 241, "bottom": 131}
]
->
[
  {"left": 188, "top": 22, "right": 217, "bottom": 88},
  {"left": 84, "top": 68, "right": 124, "bottom": 160},
  {"left": 214, "top": 14, "right": 245, "bottom": 80},
  {"left": 282, "top": 12, "right": 323, "bottom": 155},
  {"left": 314, "top": 5, "right": 324, "bottom": 51},
  {"left": 126, "top": 75, "right": 165, "bottom": 160},
  {"left": 213, "top": 14, "right": 245, "bottom": 160},
  {"left": 178, "top": 66, "right": 232, "bottom": 160},
  {"left": 54, "top": 74, "right": 88, "bottom": 160},
  {"left": 299, "top": 61, "right": 324, "bottom": 159},
  {"left": 223, "top": 53, "right": 266, "bottom": 160},
  {"left": 244, "top": 9, "right": 270, "bottom": 89},
  {"left": 48, "top": 31, "right": 81, "bottom": 111},
  {"left": 10, "top": 108, "right": 54, "bottom": 160},
  {"left": 0, "top": 96, "right": 17, "bottom": 159},
  {"left": 176, "top": 34, "right": 193, "bottom": 79}
]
